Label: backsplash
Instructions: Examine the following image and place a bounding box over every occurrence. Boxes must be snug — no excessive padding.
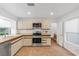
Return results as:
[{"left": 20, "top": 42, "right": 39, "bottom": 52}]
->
[{"left": 17, "top": 29, "right": 50, "bottom": 35}]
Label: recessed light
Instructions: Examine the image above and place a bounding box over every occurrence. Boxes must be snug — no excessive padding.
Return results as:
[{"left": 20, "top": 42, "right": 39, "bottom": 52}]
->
[
  {"left": 50, "top": 12, "right": 54, "bottom": 15},
  {"left": 27, "top": 11, "right": 31, "bottom": 15}
]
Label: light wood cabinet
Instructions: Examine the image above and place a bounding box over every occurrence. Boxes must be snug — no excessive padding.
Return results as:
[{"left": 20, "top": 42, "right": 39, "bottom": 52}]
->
[
  {"left": 11, "top": 38, "right": 23, "bottom": 56},
  {"left": 23, "top": 39, "right": 32, "bottom": 46},
  {"left": 17, "top": 20, "right": 32, "bottom": 29},
  {"left": 22, "top": 20, "right": 27, "bottom": 29},
  {"left": 42, "top": 21, "right": 49, "bottom": 29},
  {"left": 17, "top": 20, "right": 23, "bottom": 29},
  {"left": 42, "top": 38, "right": 51, "bottom": 46},
  {"left": 47, "top": 39, "right": 51, "bottom": 45},
  {"left": 11, "top": 36, "right": 51, "bottom": 55},
  {"left": 17, "top": 20, "right": 50, "bottom": 30}
]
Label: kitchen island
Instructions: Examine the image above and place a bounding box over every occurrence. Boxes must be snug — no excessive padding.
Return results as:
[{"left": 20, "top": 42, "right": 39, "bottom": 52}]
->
[{"left": 0, "top": 35, "right": 51, "bottom": 56}]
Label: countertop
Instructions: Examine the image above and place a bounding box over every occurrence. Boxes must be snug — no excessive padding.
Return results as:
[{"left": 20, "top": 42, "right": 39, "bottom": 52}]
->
[
  {"left": 0, "top": 35, "right": 51, "bottom": 44},
  {"left": 0, "top": 35, "right": 22, "bottom": 44}
]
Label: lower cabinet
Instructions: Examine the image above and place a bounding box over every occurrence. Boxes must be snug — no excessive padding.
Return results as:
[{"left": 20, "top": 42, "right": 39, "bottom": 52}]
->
[
  {"left": 11, "top": 36, "right": 51, "bottom": 55},
  {"left": 11, "top": 38, "right": 32, "bottom": 55},
  {"left": 42, "top": 38, "right": 51, "bottom": 46},
  {"left": 23, "top": 39, "right": 32, "bottom": 46},
  {"left": 11, "top": 39, "right": 23, "bottom": 56},
  {"left": 47, "top": 39, "right": 51, "bottom": 46}
]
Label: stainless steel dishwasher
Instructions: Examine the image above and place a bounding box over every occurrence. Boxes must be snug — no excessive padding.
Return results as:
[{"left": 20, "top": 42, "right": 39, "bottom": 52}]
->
[{"left": 0, "top": 42, "right": 11, "bottom": 56}]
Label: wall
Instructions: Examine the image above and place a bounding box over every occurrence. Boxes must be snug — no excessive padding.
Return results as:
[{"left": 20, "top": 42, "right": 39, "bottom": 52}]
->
[
  {"left": 0, "top": 7, "right": 17, "bottom": 20},
  {"left": 57, "top": 7, "right": 79, "bottom": 55}
]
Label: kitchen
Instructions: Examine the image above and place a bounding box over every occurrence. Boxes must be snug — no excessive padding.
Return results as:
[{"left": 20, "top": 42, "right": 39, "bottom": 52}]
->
[
  {"left": 0, "top": 17, "right": 52, "bottom": 56},
  {"left": 0, "top": 3, "right": 79, "bottom": 56}
]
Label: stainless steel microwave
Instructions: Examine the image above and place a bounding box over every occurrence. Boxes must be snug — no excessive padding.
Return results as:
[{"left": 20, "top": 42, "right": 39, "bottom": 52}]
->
[{"left": 33, "top": 23, "right": 42, "bottom": 28}]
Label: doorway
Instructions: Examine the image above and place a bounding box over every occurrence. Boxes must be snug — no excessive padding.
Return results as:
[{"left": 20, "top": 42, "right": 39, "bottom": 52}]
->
[{"left": 50, "top": 23, "right": 57, "bottom": 42}]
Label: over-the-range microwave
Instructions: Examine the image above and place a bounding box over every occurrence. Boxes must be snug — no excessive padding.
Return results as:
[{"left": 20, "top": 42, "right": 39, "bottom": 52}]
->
[{"left": 33, "top": 23, "right": 42, "bottom": 28}]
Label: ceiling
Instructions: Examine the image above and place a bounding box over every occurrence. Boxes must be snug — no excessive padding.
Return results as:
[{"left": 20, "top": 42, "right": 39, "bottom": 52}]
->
[{"left": 0, "top": 3, "right": 79, "bottom": 20}]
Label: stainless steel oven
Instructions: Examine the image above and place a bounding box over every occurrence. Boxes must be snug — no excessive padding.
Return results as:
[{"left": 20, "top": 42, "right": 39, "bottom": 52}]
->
[{"left": 32, "top": 38, "right": 41, "bottom": 43}]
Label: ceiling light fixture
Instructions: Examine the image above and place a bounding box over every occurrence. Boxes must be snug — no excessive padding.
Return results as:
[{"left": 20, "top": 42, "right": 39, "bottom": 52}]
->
[
  {"left": 27, "top": 11, "right": 31, "bottom": 15},
  {"left": 50, "top": 12, "right": 54, "bottom": 15}
]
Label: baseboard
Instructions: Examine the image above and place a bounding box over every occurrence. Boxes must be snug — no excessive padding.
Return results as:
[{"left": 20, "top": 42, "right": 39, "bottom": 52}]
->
[{"left": 57, "top": 43, "right": 75, "bottom": 56}]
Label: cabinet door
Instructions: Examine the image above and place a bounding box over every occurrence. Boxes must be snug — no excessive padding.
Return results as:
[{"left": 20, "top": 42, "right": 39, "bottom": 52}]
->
[
  {"left": 11, "top": 42, "right": 19, "bottom": 55},
  {"left": 17, "top": 20, "right": 32, "bottom": 29},
  {"left": 42, "top": 21, "right": 49, "bottom": 29},
  {"left": 22, "top": 20, "right": 27, "bottom": 29},
  {"left": 17, "top": 20, "right": 23, "bottom": 29},
  {"left": 42, "top": 38, "right": 51, "bottom": 46},
  {"left": 47, "top": 39, "right": 51, "bottom": 45},
  {"left": 23, "top": 39, "right": 32, "bottom": 46},
  {"left": 11, "top": 38, "right": 23, "bottom": 55},
  {"left": 22, "top": 20, "right": 32, "bottom": 29},
  {"left": 20, "top": 39, "right": 23, "bottom": 47}
]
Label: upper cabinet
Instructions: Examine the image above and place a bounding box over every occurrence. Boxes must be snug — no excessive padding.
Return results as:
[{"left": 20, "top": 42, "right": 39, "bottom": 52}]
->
[
  {"left": 17, "top": 20, "right": 23, "bottom": 29},
  {"left": 42, "top": 20, "right": 49, "bottom": 29},
  {"left": 26, "top": 20, "right": 32, "bottom": 29},
  {"left": 17, "top": 20, "right": 32, "bottom": 29},
  {"left": 17, "top": 20, "right": 49, "bottom": 30}
]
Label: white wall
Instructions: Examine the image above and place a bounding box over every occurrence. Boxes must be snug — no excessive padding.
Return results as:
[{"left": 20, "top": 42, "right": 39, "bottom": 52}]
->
[
  {"left": 57, "top": 7, "right": 79, "bottom": 55},
  {"left": 0, "top": 8, "right": 17, "bottom": 20}
]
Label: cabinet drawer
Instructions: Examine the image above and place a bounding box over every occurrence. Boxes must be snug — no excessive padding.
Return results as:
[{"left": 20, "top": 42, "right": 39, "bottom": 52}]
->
[
  {"left": 23, "top": 39, "right": 32, "bottom": 46},
  {"left": 11, "top": 39, "right": 23, "bottom": 56},
  {"left": 42, "top": 39, "right": 51, "bottom": 46}
]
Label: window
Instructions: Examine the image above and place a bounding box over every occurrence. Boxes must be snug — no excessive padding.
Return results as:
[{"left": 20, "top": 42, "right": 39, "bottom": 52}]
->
[
  {"left": 0, "top": 19, "right": 11, "bottom": 36},
  {"left": 64, "top": 19, "right": 79, "bottom": 45}
]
